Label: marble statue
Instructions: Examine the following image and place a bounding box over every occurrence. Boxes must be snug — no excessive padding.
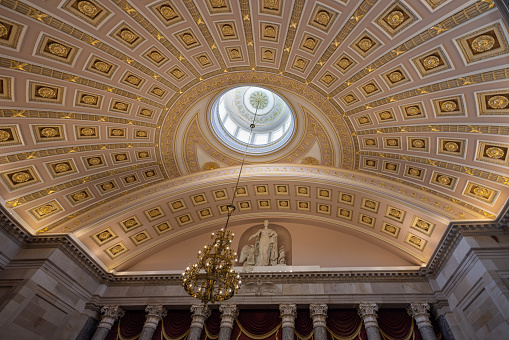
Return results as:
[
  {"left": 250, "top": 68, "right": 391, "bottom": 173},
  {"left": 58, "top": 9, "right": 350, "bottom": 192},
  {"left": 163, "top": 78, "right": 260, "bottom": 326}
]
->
[{"left": 240, "top": 220, "right": 285, "bottom": 267}]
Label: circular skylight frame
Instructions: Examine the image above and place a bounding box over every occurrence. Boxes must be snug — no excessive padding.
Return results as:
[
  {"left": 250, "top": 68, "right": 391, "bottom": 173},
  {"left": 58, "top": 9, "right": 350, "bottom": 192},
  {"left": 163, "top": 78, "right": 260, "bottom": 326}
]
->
[{"left": 210, "top": 86, "right": 296, "bottom": 155}]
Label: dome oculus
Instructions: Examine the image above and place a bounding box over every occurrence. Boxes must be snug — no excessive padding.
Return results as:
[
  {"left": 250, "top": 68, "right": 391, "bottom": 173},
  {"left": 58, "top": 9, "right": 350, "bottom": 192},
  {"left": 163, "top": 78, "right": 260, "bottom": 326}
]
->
[{"left": 210, "top": 86, "right": 295, "bottom": 154}]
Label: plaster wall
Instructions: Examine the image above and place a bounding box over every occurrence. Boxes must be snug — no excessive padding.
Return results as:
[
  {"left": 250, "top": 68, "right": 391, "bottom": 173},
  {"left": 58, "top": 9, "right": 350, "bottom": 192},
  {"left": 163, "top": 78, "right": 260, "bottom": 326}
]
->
[{"left": 126, "top": 222, "right": 415, "bottom": 271}]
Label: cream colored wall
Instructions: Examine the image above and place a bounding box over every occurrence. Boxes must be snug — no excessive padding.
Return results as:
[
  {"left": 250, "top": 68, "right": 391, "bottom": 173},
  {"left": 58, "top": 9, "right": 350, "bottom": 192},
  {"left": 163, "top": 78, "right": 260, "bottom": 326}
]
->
[{"left": 126, "top": 221, "right": 415, "bottom": 271}]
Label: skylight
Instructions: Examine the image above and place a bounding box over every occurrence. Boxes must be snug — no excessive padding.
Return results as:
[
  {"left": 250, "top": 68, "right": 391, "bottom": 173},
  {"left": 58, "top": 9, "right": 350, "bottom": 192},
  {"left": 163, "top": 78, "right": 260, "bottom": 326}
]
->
[{"left": 210, "top": 86, "right": 295, "bottom": 154}]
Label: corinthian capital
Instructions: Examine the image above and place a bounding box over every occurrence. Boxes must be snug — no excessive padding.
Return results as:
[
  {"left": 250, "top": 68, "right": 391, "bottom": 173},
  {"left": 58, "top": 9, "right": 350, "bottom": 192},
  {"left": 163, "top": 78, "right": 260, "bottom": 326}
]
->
[
  {"left": 279, "top": 304, "right": 297, "bottom": 328},
  {"left": 146, "top": 305, "right": 168, "bottom": 319},
  {"left": 310, "top": 304, "right": 328, "bottom": 328},
  {"left": 190, "top": 305, "right": 211, "bottom": 329},
  {"left": 144, "top": 305, "right": 167, "bottom": 330},
  {"left": 101, "top": 305, "right": 125, "bottom": 319},
  {"left": 219, "top": 304, "right": 239, "bottom": 329},
  {"left": 357, "top": 303, "right": 379, "bottom": 329},
  {"left": 97, "top": 305, "right": 125, "bottom": 330},
  {"left": 407, "top": 302, "right": 432, "bottom": 329}
]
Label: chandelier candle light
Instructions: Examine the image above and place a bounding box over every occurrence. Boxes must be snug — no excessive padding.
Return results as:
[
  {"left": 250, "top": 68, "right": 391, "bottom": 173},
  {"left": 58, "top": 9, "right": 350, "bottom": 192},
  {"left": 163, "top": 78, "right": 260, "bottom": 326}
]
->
[{"left": 182, "top": 92, "right": 265, "bottom": 304}]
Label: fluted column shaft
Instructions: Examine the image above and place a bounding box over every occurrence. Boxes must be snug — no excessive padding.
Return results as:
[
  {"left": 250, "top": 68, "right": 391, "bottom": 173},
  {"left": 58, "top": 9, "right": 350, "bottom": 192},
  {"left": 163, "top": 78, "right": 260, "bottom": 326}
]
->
[
  {"left": 310, "top": 304, "right": 327, "bottom": 340},
  {"left": 358, "top": 303, "right": 382, "bottom": 340},
  {"left": 139, "top": 305, "right": 167, "bottom": 340},
  {"left": 279, "top": 304, "right": 297, "bottom": 340},
  {"left": 188, "top": 305, "right": 211, "bottom": 340},
  {"left": 407, "top": 303, "right": 438, "bottom": 340},
  {"left": 91, "top": 306, "right": 125, "bottom": 340},
  {"left": 218, "top": 305, "right": 239, "bottom": 340}
]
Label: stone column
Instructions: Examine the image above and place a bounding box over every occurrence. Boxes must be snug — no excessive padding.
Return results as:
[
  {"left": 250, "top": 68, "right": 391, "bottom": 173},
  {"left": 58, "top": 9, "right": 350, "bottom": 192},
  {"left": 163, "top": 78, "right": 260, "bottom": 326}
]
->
[
  {"left": 188, "top": 305, "right": 211, "bottom": 340},
  {"left": 309, "top": 304, "right": 327, "bottom": 340},
  {"left": 357, "top": 303, "right": 382, "bottom": 340},
  {"left": 138, "top": 305, "right": 168, "bottom": 340},
  {"left": 75, "top": 309, "right": 99, "bottom": 340},
  {"left": 407, "top": 303, "right": 438, "bottom": 340},
  {"left": 218, "top": 305, "right": 239, "bottom": 340},
  {"left": 91, "top": 305, "right": 125, "bottom": 340},
  {"left": 279, "top": 304, "right": 297, "bottom": 340}
]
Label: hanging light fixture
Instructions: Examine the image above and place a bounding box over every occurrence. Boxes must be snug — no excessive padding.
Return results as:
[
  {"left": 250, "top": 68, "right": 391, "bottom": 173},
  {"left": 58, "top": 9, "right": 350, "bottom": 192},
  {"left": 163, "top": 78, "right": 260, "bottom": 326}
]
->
[{"left": 182, "top": 93, "right": 263, "bottom": 305}]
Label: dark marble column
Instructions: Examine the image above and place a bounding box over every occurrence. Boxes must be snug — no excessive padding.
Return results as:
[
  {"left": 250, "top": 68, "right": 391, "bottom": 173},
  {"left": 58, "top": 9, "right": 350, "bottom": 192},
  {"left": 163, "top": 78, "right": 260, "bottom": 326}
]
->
[
  {"left": 309, "top": 304, "right": 327, "bottom": 340},
  {"left": 75, "top": 309, "right": 99, "bottom": 340},
  {"left": 407, "top": 303, "right": 438, "bottom": 340},
  {"left": 279, "top": 304, "right": 297, "bottom": 340},
  {"left": 90, "top": 306, "right": 125, "bottom": 340},
  {"left": 188, "top": 305, "right": 211, "bottom": 340},
  {"left": 357, "top": 303, "right": 382, "bottom": 340},
  {"left": 218, "top": 304, "right": 239, "bottom": 340},
  {"left": 139, "top": 305, "right": 167, "bottom": 340}
]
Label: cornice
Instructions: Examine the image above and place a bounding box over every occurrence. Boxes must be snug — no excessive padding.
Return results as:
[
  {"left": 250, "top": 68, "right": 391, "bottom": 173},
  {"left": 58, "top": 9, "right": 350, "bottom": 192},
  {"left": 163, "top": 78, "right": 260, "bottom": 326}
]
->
[
  {"left": 426, "top": 202, "right": 509, "bottom": 278},
  {"left": 1, "top": 205, "right": 508, "bottom": 284}
]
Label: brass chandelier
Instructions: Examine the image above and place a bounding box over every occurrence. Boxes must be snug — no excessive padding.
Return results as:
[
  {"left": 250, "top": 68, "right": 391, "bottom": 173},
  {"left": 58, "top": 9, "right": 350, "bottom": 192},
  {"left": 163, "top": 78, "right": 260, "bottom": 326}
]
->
[{"left": 182, "top": 94, "right": 263, "bottom": 304}]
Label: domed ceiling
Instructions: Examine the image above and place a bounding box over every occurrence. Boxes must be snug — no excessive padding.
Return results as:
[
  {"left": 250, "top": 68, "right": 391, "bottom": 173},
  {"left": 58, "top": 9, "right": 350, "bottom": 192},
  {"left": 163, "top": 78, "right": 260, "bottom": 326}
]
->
[{"left": 0, "top": 0, "right": 508, "bottom": 272}]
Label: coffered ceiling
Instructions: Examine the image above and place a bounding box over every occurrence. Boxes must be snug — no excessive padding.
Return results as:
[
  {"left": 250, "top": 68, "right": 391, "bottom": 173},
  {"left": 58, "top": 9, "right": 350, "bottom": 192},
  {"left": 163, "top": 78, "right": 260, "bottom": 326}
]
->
[{"left": 0, "top": 0, "right": 508, "bottom": 272}]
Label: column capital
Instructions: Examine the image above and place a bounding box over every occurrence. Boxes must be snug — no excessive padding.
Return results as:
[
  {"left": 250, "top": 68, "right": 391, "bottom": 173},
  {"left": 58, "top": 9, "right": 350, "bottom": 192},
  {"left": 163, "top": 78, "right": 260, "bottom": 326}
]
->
[
  {"left": 98, "top": 305, "right": 125, "bottom": 330},
  {"left": 407, "top": 302, "right": 433, "bottom": 329},
  {"left": 309, "top": 304, "right": 328, "bottom": 328},
  {"left": 144, "top": 305, "right": 167, "bottom": 330},
  {"left": 279, "top": 304, "right": 297, "bottom": 329},
  {"left": 219, "top": 304, "right": 239, "bottom": 329},
  {"left": 191, "top": 305, "right": 211, "bottom": 329},
  {"left": 146, "top": 305, "right": 168, "bottom": 318},
  {"left": 357, "top": 303, "right": 379, "bottom": 329}
]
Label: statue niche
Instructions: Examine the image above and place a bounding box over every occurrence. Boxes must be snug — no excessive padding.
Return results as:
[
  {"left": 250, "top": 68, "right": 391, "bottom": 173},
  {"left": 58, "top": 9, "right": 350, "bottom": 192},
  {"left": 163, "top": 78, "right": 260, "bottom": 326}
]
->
[{"left": 238, "top": 220, "right": 291, "bottom": 268}]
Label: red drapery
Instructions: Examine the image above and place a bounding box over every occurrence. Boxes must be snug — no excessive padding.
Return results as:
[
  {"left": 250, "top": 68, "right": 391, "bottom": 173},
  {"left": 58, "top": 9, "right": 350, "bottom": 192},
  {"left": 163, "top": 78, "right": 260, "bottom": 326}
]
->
[
  {"left": 201, "top": 310, "right": 221, "bottom": 340},
  {"left": 231, "top": 309, "right": 281, "bottom": 340},
  {"left": 295, "top": 309, "right": 314, "bottom": 339},
  {"left": 105, "top": 310, "right": 146, "bottom": 340},
  {"left": 326, "top": 309, "right": 366, "bottom": 340},
  {"left": 104, "top": 307, "right": 439, "bottom": 340},
  {"left": 378, "top": 309, "right": 423, "bottom": 340},
  {"left": 157, "top": 310, "right": 193, "bottom": 340}
]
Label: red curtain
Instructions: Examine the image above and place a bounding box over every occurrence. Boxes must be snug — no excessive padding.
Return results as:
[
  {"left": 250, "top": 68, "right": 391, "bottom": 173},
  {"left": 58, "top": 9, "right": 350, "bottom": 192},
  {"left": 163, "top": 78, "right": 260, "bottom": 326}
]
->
[
  {"left": 378, "top": 309, "right": 422, "bottom": 340},
  {"left": 105, "top": 320, "right": 119, "bottom": 340},
  {"left": 103, "top": 307, "right": 435, "bottom": 340},
  {"left": 326, "top": 309, "right": 366, "bottom": 340},
  {"left": 201, "top": 310, "right": 221, "bottom": 340},
  {"left": 231, "top": 309, "right": 281, "bottom": 340},
  {"left": 150, "top": 310, "right": 192, "bottom": 340},
  {"left": 295, "top": 309, "right": 314, "bottom": 339},
  {"left": 105, "top": 310, "right": 145, "bottom": 340}
]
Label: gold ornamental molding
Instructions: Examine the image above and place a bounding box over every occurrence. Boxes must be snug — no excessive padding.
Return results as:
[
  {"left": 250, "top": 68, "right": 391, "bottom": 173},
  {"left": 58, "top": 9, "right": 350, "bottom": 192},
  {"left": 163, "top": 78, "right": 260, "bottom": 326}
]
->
[
  {"left": 0, "top": 58, "right": 165, "bottom": 109},
  {"left": 329, "top": 0, "right": 495, "bottom": 97},
  {"left": 356, "top": 125, "right": 509, "bottom": 136},
  {"left": 360, "top": 150, "right": 509, "bottom": 189},
  {"left": 0, "top": 0, "right": 181, "bottom": 92},
  {"left": 305, "top": 0, "right": 378, "bottom": 82},
  {"left": 6, "top": 162, "right": 159, "bottom": 209},
  {"left": 159, "top": 72, "right": 356, "bottom": 178},
  {"left": 345, "top": 68, "right": 509, "bottom": 116},
  {"left": 0, "top": 109, "right": 158, "bottom": 128},
  {"left": 277, "top": 0, "right": 306, "bottom": 72},
  {"left": 33, "top": 164, "right": 491, "bottom": 242},
  {"left": 0, "top": 143, "right": 153, "bottom": 166},
  {"left": 239, "top": 0, "right": 255, "bottom": 68},
  {"left": 109, "top": 0, "right": 200, "bottom": 79},
  {"left": 181, "top": 0, "right": 227, "bottom": 70}
]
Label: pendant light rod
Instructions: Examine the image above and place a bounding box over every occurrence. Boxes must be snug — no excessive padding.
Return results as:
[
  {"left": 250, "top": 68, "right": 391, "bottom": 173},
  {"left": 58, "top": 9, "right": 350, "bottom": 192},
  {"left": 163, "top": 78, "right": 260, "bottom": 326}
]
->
[{"left": 224, "top": 100, "right": 261, "bottom": 229}]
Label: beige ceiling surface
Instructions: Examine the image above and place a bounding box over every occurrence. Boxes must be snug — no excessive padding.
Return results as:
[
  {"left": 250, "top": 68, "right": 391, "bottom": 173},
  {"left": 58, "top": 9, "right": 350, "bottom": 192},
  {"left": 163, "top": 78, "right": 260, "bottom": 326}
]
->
[{"left": 0, "top": 0, "right": 508, "bottom": 271}]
